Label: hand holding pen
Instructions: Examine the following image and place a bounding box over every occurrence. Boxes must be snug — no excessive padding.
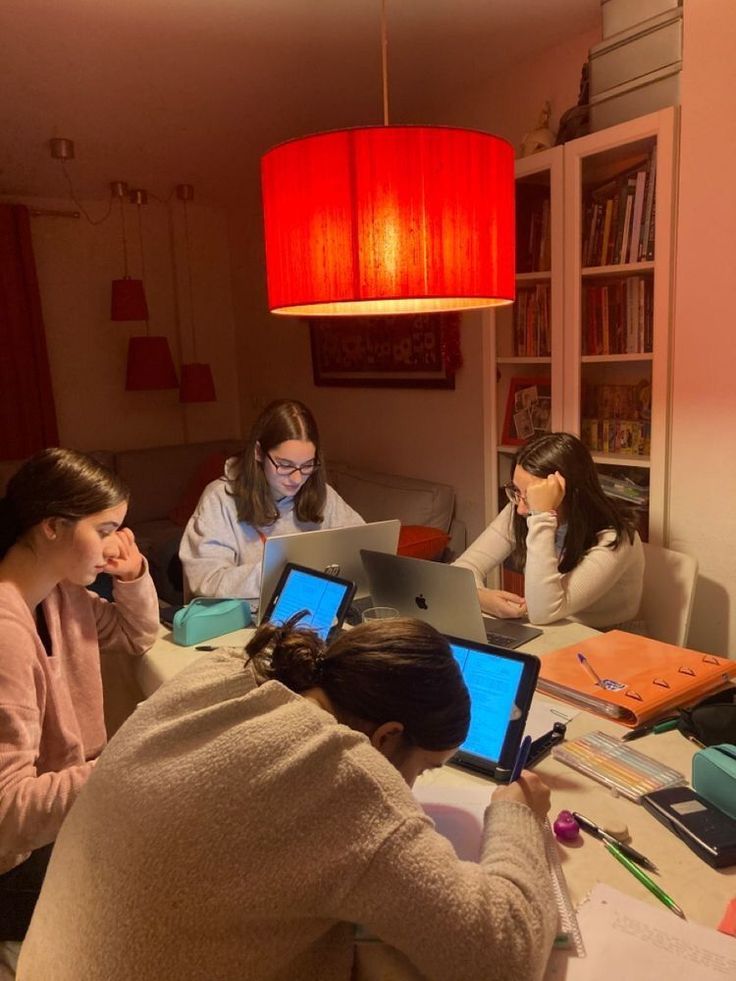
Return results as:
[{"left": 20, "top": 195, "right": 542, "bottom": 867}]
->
[{"left": 494, "top": 736, "right": 551, "bottom": 822}]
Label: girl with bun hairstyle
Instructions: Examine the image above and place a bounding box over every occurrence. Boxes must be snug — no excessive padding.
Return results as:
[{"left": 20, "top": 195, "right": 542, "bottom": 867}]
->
[
  {"left": 19, "top": 617, "right": 557, "bottom": 981},
  {"left": 455, "top": 431, "right": 644, "bottom": 628},
  {"left": 180, "top": 398, "right": 363, "bottom": 606},
  {"left": 0, "top": 448, "right": 159, "bottom": 939}
]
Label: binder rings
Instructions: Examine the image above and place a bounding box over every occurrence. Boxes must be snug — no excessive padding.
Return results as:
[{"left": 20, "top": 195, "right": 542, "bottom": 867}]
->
[{"left": 537, "top": 630, "right": 736, "bottom": 727}]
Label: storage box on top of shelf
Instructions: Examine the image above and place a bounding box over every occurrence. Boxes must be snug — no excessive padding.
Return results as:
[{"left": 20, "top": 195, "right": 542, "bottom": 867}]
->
[
  {"left": 600, "top": 0, "right": 681, "bottom": 40},
  {"left": 589, "top": 62, "right": 681, "bottom": 132},
  {"left": 590, "top": 8, "right": 682, "bottom": 95}
]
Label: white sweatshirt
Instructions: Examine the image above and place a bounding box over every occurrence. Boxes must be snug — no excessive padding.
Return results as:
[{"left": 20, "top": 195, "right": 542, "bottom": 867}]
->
[{"left": 179, "top": 461, "right": 364, "bottom": 605}]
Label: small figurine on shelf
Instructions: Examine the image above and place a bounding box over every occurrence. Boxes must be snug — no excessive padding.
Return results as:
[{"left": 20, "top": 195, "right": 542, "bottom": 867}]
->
[{"left": 520, "top": 101, "right": 556, "bottom": 157}]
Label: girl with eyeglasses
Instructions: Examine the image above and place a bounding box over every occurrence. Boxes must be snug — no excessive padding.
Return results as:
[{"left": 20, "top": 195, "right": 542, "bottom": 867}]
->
[
  {"left": 18, "top": 617, "right": 556, "bottom": 981},
  {"left": 180, "top": 399, "right": 363, "bottom": 605},
  {"left": 455, "top": 432, "right": 644, "bottom": 629}
]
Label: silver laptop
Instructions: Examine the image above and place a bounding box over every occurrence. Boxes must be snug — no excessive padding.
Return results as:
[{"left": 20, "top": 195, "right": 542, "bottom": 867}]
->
[
  {"left": 360, "top": 549, "right": 542, "bottom": 650},
  {"left": 259, "top": 520, "right": 400, "bottom": 617}
]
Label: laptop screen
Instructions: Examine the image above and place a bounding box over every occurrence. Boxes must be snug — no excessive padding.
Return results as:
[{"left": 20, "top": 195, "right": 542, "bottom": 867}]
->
[
  {"left": 448, "top": 637, "right": 540, "bottom": 778},
  {"left": 262, "top": 564, "right": 355, "bottom": 641}
]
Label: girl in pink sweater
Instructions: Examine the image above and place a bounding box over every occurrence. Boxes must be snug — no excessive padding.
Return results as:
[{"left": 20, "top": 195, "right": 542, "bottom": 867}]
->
[{"left": 0, "top": 448, "right": 159, "bottom": 940}]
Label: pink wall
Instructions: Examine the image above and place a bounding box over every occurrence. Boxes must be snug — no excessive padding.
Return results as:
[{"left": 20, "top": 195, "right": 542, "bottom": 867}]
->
[{"left": 669, "top": 0, "right": 736, "bottom": 655}]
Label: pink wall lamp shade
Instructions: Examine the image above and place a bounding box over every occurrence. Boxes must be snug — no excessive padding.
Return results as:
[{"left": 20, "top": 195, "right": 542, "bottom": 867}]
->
[
  {"left": 261, "top": 125, "right": 515, "bottom": 316},
  {"left": 179, "top": 362, "right": 216, "bottom": 403},
  {"left": 111, "top": 276, "right": 149, "bottom": 321},
  {"left": 125, "top": 336, "right": 178, "bottom": 390}
]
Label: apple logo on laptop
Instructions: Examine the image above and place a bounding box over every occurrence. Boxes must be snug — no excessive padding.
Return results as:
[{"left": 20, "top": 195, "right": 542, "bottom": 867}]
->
[{"left": 414, "top": 594, "right": 428, "bottom": 610}]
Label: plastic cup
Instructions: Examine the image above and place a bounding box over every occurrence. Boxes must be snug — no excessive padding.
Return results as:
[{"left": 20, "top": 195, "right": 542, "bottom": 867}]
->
[{"left": 362, "top": 606, "right": 400, "bottom": 623}]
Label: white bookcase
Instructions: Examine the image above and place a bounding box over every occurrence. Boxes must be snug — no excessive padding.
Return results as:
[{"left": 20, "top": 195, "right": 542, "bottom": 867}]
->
[{"left": 483, "top": 106, "right": 678, "bottom": 553}]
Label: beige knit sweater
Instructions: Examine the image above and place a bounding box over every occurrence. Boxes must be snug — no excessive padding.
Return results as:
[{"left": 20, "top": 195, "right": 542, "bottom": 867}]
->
[
  {"left": 0, "top": 571, "right": 159, "bottom": 873},
  {"left": 18, "top": 650, "right": 557, "bottom": 981}
]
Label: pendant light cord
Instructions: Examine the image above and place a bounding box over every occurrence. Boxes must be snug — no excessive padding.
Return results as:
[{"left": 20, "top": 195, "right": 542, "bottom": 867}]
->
[
  {"left": 381, "top": 0, "right": 389, "bottom": 125},
  {"left": 118, "top": 195, "right": 129, "bottom": 277},
  {"left": 136, "top": 204, "right": 150, "bottom": 335},
  {"left": 182, "top": 199, "right": 198, "bottom": 360}
]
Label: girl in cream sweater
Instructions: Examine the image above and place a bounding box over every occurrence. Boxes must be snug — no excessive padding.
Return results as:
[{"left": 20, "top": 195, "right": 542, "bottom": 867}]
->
[{"left": 19, "top": 617, "right": 557, "bottom": 981}]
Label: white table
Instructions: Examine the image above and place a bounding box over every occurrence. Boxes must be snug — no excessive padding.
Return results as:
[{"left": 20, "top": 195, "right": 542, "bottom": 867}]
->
[{"left": 136, "top": 619, "right": 734, "bottom": 931}]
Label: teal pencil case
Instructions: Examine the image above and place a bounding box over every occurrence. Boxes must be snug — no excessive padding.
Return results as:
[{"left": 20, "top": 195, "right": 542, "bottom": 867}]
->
[
  {"left": 692, "top": 744, "right": 736, "bottom": 820},
  {"left": 172, "top": 598, "right": 252, "bottom": 647}
]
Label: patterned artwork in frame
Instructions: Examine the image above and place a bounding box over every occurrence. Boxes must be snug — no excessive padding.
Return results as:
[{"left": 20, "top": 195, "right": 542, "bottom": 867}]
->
[{"left": 308, "top": 312, "right": 462, "bottom": 389}]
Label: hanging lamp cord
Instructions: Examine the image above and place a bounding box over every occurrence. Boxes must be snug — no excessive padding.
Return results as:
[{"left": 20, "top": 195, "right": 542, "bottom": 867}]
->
[
  {"left": 118, "top": 195, "right": 129, "bottom": 277},
  {"left": 136, "top": 203, "right": 150, "bottom": 335},
  {"left": 182, "top": 198, "right": 198, "bottom": 360},
  {"left": 381, "top": 0, "right": 389, "bottom": 125}
]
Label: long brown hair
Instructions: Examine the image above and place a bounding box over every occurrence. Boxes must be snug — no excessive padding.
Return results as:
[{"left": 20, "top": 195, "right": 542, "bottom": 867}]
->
[
  {"left": 0, "top": 448, "right": 129, "bottom": 559},
  {"left": 245, "top": 616, "right": 470, "bottom": 751},
  {"left": 510, "top": 431, "right": 637, "bottom": 573},
  {"left": 228, "top": 399, "right": 326, "bottom": 527}
]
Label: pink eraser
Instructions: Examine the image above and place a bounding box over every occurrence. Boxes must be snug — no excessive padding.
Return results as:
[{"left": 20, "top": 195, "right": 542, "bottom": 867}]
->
[{"left": 553, "top": 810, "right": 580, "bottom": 842}]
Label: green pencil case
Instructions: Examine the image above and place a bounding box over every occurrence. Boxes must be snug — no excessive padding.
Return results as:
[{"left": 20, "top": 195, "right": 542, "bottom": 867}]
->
[
  {"left": 172, "top": 598, "right": 252, "bottom": 647},
  {"left": 692, "top": 744, "right": 736, "bottom": 820}
]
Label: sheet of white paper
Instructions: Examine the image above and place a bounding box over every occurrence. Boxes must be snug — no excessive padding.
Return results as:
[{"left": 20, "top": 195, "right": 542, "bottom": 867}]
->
[
  {"left": 544, "top": 882, "right": 736, "bottom": 980},
  {"left": 524, "top": 694, "right": 578, "bottom": 742}
]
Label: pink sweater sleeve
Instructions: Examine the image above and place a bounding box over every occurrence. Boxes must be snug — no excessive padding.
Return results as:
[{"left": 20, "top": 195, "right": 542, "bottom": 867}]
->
[
  {"left": 91, "top": 561, "right": 160, "bottom": 656},
  {"left": 0, "top": 617, "right": 93, "bottom": 872}
]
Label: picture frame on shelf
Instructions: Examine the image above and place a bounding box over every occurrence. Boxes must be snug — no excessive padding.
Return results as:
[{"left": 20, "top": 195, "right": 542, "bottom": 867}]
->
[
  {"left": 501, "top": 376, "right": 552, "bottom": 446},
  {"left": 308, "top": 312, "right": 461, "bottom": 389}
]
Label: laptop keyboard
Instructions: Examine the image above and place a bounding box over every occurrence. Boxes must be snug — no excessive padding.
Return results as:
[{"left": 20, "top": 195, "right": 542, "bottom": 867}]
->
[{"left": 483, "top": 629, "right": 520, "bottom": 650}]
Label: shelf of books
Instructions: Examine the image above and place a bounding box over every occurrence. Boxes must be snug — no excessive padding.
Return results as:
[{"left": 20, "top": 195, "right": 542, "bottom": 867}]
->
[
  {"left": 563, "top": 107, "right": 678, "bottom": 545},
  {"left": 487, "top": 146, "right": 564, "bottom": 588}
]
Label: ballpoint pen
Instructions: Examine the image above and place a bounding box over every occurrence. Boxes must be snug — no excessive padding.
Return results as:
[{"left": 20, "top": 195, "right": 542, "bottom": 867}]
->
[
  {"left": 572, "top": 811, "right": 659, "bottom": 872},
  {"left": 509, "top": 734, "right": 533, "bottom": 783},
  {"left": 604, "top": 840, "right": 686, "bottom": 919},
  {"left": 622, "top": 717, "right": 680, "bottom": 742},
  {"left": 576, "top": 652, "right": 603, "bottom": 687}
]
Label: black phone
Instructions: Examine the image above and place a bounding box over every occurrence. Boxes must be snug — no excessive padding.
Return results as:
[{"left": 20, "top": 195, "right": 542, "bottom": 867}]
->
[{"left": 642, "top": 786, "right": 736, "bottom": 868}]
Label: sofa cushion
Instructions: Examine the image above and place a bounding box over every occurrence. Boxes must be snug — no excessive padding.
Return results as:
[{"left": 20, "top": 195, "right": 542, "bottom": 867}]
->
[
  {"left": 115, "top": 440, "right": 241, "bottom": 526},
  {"left": 327, "top": 462, "right": 455, "bottom": 532},
  {"left": 397, "top": 525, "right": 450, "bottom": 561},
  {"left": 169, "top": 450, "right": 230, "bottom": 527}
]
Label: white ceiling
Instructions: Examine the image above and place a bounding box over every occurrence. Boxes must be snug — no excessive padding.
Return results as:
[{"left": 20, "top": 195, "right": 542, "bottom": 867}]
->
[{"left": 0, "top": 0, "right": 600, "bottom": 205}]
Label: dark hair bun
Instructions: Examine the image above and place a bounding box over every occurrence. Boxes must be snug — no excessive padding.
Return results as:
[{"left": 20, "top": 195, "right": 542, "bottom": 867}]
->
[{"left": 245, "top": 618, "right": 326, "bottom": 693}]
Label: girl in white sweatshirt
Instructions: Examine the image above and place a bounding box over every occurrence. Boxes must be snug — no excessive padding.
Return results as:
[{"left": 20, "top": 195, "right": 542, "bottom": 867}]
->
[{"left": 180, "top": 399, "right": 363, "bottom": 606}]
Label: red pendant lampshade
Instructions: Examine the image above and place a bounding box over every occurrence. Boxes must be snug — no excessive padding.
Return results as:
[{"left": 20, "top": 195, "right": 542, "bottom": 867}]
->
[
  {"left": 125, "top": 336, "right": 178, "bottom": 390},
  {"left": 261, "top": 125, "right": 515, "bottom": 316},
  {"left": 179, "top": 362, "right": 216, "bottom": 403},
  {"left": 111, "top": 276, "right": 148, "bottom": 321}
]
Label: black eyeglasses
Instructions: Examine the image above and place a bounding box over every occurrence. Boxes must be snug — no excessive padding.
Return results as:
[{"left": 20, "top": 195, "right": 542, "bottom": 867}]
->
[
  {"left": 503, "top": 483, "right": 528, "bottom": 506},
  {"left": 264, "top": 450, "right": 320, "bottom": 477}
]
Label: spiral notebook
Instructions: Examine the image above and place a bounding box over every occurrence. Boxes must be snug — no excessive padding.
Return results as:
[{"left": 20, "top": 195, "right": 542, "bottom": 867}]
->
[
  {"left": 414, "top": 783, "right": 585, "bottom": 955},
  {"left": 537, "top": 631, "right": 736, "bottom": 727}
]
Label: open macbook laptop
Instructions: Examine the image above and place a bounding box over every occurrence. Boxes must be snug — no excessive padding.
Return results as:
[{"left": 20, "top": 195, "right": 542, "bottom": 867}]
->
[
  {"left": 259, "top": 562, "right": 355, "bottom": 642},
  {"left": 360, "top": 549, "right": 542, "bottom": 649},
  {"left": 259, "top": 519, "right": 400, "bottom": 616},
  {"left": 447, "top": 634, "right": 540, "bottom": 780}
]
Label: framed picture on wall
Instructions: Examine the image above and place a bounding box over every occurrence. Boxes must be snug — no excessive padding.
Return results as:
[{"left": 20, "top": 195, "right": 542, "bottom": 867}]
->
[
  {"left": 501, "top": 376, "right": 552, "bottom": 445},
  {"left": 308, "top": 312, "right": 461, "bottom": 389}
]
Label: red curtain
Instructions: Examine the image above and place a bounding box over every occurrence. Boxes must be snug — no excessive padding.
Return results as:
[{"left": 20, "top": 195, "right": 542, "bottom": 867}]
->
[{"left": 0, "top": 204, "right": 59, "bottom": 460}]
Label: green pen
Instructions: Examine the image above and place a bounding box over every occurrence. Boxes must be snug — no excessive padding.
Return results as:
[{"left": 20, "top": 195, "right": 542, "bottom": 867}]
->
[
  {"left": 604, "top": 841, "right": 686, "bottom": 919},
  {"left": 652, "top": 718, "right": 680, "bottom": 734}
]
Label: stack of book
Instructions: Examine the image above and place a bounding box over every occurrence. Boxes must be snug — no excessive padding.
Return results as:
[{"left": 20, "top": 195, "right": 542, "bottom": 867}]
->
[
  {"left": 582, "top": 276, "right": 653, "bottom": 354},
  {"left": 513, "top": 285, "right": 551, "bottom": 356},
  {"left": 581, "top": 380, "right": 651, "bottom": 456},
  {"left": 517, "top": 186, "right": 551, "bottom": 273},
  {"left": 582, "top": 146, "right": 657, "bottom": 267}
]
